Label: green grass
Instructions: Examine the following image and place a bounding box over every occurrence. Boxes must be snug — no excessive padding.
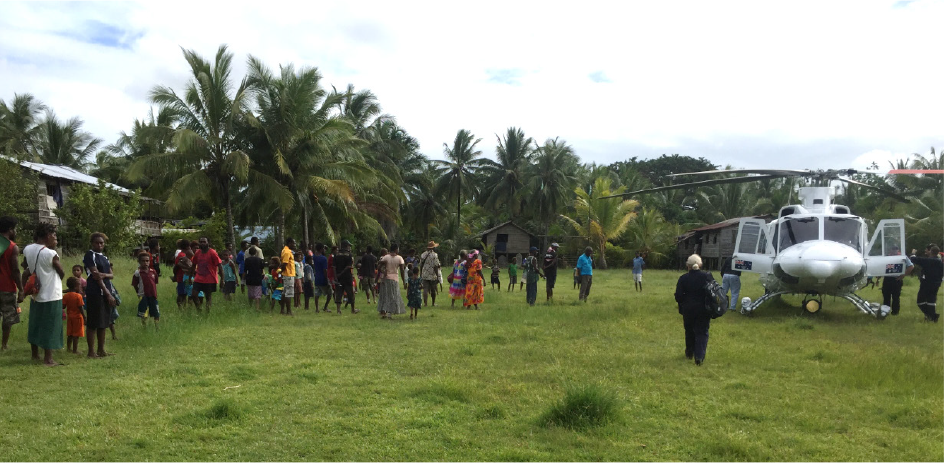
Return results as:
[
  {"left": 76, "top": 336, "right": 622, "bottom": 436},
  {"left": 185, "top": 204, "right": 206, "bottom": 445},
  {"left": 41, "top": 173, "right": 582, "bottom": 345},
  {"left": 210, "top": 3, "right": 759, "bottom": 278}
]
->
[{"left": 0, "top": 257, "right": 941, "bottom": 461}]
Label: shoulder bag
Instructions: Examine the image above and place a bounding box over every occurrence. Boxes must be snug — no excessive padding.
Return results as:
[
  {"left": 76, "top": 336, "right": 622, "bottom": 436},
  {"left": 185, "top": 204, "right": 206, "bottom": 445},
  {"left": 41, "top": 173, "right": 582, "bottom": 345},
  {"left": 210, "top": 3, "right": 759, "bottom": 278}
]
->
[{"left": 23, "top": 246, "right": 46, "bottom": 296}]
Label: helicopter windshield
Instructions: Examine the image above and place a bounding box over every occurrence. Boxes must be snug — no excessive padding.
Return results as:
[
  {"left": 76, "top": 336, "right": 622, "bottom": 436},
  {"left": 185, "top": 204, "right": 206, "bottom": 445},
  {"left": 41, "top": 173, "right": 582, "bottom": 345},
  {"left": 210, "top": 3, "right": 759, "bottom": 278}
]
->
[
  {"left": 824, "top": 217, "right": 863, "bottom": 252},
  {"left": 779, "top": 217, "right": 820, "bottom": 251}
]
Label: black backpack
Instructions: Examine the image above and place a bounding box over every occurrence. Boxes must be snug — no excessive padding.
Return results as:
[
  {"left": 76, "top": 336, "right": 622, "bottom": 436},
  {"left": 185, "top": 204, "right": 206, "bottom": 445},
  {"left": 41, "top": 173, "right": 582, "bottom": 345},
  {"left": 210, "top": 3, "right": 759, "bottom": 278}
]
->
[{"left": 704, "top": 274, "right": 727, "bottom": 319}]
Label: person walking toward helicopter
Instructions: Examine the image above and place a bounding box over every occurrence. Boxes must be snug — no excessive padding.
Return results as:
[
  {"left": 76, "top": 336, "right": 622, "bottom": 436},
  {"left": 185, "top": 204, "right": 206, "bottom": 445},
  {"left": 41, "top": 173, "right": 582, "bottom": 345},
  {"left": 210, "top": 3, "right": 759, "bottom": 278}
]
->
[{"left": 675, "top": 254, "right": 714, "bottom": 365}]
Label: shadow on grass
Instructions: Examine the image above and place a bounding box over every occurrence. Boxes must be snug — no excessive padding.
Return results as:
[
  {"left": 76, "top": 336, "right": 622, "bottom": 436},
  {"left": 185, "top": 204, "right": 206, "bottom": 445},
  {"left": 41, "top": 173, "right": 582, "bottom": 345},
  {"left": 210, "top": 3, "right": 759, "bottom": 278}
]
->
[{"left": 410, "top": 381, "right": 470, "bottom": 404}]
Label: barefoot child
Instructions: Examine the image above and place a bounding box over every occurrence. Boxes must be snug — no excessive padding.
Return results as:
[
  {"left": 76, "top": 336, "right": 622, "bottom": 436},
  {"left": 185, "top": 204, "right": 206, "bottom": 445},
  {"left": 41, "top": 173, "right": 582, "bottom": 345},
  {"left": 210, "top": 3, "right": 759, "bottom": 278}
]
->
[
  {"left": 173, "top": 251, "right": 192, "bottom": 308},
  {"left": 490, "top": 260, "right": 501, "bottom": 290},
  {"left": 407, "top": 266, "right": 422, "bottom": 320},
  {"left": 507, "top": 257, "right": 517, "bottom": 292},
  {"left": 71, "top": 265, "right": 87, "bottom": 295},
  {"left": 294, "top": 252, "right": 304, "bottom": 309},
  {"left": 132, "top": 252, "right": 159, "bottom": 329},
  {"left": 63, "top": 277, "right": 85, "bottom": 353},
  {"left": 268, "top": 257, "right": 283, "bottom": 313},
  {"left": 243, "top": 247, "right": 265, "bottom": 311},
  {"left": 303, "top": 255, "right": 314, "bottom": 310},
  {"left": 220, "top": 250, "right": 239, "bottom": 301}
]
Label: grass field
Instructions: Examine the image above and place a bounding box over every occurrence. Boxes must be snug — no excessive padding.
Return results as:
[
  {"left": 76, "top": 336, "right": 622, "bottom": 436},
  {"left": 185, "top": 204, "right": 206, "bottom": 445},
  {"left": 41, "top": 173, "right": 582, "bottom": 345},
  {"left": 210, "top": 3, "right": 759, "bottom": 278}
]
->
[{"left": 1, "top": 257, "right": 941, "bottom": 461}]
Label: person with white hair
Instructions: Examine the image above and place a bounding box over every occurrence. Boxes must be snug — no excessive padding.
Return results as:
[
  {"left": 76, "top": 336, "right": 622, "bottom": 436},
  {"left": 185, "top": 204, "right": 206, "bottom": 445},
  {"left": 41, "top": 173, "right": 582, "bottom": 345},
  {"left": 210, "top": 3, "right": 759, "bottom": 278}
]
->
[{"left": 674, "top": 254, "right": 714, "bottom": 365}]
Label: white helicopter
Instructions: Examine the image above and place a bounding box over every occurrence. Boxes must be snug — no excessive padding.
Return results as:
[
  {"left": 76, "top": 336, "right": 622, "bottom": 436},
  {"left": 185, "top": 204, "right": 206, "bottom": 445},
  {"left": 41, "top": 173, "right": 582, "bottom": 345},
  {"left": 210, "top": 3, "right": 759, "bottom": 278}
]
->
[{"left": 603, "top": 168, "right": 914, "bottom": 319}]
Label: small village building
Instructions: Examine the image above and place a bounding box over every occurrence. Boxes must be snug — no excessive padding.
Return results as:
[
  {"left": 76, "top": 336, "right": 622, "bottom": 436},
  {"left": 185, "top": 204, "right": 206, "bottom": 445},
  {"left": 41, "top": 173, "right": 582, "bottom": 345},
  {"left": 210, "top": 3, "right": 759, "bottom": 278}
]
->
[
  {"left": 676, "top": 216, "right": 772, "bottom": 270},
  {"left": 17, "top": 160, "right": 163, "bottom": 238},
  {"left": 480, "top": 221, "right": 537, "bottom": 267}
]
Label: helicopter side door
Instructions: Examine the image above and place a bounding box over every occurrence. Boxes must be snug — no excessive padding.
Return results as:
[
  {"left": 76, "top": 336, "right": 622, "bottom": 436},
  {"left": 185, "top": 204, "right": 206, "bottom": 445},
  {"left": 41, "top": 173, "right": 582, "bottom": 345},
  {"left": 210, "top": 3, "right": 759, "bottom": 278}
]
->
[
  {"left": 732, "top": 218, "right": 774, "bottom": 274},
  {"left": 864, "top": 219, "right": 908, "bottom": 277}
]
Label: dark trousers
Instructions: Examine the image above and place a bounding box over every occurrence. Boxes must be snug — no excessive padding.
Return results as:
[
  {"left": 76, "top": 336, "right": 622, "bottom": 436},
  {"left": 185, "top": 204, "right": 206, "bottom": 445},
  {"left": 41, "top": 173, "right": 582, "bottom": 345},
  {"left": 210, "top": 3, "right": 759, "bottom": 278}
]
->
[
  {"left": 882, "top": 278, "right": 903, "bottom": 315},
  {"left": 578, "top": 275, "right": 592, "bottom": 301},
  {"left": 526, "top": 281, "right": 538, "bottom": 305},
  {"left": 917, "top": 281, "right": 941, "bottom": 320},
  {"left": 682, "top": 313, "right": 710, "bottom": 362}
]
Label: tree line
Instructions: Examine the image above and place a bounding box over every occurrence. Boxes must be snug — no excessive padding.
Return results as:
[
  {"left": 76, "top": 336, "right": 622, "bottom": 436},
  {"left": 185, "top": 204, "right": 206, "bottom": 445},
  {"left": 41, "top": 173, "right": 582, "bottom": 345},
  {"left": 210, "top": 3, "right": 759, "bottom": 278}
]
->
[{"left": 1, "top": 44, "right": 941, "bottom": 267}]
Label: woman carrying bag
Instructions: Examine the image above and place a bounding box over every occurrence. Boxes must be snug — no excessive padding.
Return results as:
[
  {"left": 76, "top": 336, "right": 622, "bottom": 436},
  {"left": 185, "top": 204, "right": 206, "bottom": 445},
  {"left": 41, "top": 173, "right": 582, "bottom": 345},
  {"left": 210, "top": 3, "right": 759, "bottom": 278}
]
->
[
  {"left": 674, "top": 254, "right": 713, "bottom": 366},
  {"left": 22, "top": 223, "right": 65, "bottom": 366}
]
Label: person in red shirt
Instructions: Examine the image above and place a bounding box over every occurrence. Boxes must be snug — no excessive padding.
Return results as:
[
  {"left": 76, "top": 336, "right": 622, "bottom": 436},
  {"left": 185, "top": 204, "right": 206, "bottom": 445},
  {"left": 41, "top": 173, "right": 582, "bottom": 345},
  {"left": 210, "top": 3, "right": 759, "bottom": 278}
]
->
[
  {"left": 190, "top": 237, "right": 222, "bottom": 312},
  {"left": 132, "top": 252, "right": 160, "bottom": 329},
  {"left": 0, "top": 216, "right": 24, "bottom": 351}
]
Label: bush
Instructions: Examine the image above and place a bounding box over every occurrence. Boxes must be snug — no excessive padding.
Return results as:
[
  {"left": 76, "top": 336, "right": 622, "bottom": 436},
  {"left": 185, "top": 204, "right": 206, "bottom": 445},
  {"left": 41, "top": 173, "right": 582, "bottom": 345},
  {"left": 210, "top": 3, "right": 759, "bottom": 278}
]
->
[
  {"left": 58, "top": 180, "right": 142, "bottom": 255},
  {"left": 540, "top": 384, "right": 620, "bottom": 430},
  {"left": 0, "top": 159, "right": 38, "bottom": 239}
]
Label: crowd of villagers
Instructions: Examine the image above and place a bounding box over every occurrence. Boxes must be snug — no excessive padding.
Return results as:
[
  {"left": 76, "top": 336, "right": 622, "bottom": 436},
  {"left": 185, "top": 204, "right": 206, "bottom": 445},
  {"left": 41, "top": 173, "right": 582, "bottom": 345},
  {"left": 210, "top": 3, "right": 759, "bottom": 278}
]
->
[{"left": 0, "top": 214, "right": 574, "bottom": 366}]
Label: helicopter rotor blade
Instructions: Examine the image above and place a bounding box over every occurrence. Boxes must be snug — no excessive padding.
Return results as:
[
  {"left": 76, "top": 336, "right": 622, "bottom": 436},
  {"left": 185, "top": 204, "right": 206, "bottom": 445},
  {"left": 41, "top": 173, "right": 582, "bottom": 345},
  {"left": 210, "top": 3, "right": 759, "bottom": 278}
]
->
[
  {"left": 888, "top": 169, "right": 944, "bottom": 175},
  {"left": 597, "top": 174, "right": 784, "bottom": 199},
  {"left": 837, "top": 177, "right": 911, "bottom": 203},
  {"left": 667, "top": 169, "right": 811, "bottom": 177}
]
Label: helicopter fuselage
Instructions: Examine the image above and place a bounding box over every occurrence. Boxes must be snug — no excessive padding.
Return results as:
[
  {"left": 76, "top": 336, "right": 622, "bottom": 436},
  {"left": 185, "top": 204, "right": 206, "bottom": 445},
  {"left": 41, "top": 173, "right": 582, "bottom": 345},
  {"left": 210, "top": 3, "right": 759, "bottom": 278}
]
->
[{"left": 732, "top": 187, "right": 908, "bottom": 317}]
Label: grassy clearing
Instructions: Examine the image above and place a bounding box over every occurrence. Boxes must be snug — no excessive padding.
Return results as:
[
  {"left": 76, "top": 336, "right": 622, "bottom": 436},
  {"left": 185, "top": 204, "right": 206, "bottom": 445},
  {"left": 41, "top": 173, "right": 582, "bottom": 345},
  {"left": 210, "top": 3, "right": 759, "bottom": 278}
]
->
[{"left": 0, "top": 257, "right": 941, "bottom": 461}]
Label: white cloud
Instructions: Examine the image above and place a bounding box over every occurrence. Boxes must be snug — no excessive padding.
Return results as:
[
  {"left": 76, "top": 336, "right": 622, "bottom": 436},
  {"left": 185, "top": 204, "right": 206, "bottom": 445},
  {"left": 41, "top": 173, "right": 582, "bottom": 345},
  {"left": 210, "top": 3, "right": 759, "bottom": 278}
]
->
[{"left": 0, "top": 0, "right": 941, "bottom": 170}]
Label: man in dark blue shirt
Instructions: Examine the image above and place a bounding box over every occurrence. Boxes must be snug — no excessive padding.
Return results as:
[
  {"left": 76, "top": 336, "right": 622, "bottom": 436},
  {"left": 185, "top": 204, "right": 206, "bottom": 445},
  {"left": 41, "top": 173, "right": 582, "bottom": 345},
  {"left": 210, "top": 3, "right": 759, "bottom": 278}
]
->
[
  {"left": 910, "top": 246, "right": 942, "bottom": 322},
  {"left": 313, "top": 244, "right": 332, "bottom": 313}
]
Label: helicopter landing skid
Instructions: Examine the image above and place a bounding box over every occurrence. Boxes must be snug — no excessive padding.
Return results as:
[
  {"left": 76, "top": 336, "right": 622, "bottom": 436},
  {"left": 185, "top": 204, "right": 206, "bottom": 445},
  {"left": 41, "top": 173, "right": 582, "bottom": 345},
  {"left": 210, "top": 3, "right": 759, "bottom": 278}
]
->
[
  {"left": 841, "top": 293, "right": 890, "bottom": 319},
  {"left": 740, "top": 291, "right": 790, "bottom": 314}
]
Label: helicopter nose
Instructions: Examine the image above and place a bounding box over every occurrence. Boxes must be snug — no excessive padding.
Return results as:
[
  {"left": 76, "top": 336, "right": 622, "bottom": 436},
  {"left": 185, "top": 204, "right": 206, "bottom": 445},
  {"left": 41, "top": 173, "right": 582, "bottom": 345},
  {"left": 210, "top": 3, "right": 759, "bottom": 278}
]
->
[{"left": 779, "top": 241, "right": 865, "bottom": 280}]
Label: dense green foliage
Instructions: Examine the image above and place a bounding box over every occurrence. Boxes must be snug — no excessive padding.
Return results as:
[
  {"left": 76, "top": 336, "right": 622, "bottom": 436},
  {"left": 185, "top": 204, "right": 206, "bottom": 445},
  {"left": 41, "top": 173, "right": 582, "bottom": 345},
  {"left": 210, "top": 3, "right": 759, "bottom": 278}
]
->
[
  {"left": 0, "top": 263, "right": 940, "bottom": 460},
  {"left": 57, "top": 181, "right": 143, "bottom": 254},
  {"left": 0, "top": 158, "right": 39, "bottom": 237}
]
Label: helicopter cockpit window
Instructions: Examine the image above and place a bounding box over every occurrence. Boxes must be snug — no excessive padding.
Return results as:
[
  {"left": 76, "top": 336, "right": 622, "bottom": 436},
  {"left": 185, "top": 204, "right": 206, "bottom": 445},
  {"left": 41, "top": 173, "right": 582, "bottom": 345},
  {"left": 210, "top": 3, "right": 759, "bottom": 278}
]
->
[
  {"left": 778, "top": 217, "right": 820, "bottom": 251},
  {"left": 824, "top": 217, "right": 863, "bottom": 252}
]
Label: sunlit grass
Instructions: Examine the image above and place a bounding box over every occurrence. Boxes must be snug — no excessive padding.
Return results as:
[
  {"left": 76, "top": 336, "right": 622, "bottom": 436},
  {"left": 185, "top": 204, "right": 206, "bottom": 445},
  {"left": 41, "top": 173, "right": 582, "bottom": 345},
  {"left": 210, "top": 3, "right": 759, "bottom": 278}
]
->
[{"left": 0, "top": 257, "right": 940, "bottom": 461}]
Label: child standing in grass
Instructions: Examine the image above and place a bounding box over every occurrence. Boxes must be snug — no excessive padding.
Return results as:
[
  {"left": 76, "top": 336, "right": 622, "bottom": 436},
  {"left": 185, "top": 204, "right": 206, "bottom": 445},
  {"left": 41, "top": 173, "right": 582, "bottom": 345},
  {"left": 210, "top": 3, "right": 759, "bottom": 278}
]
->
[
  {"left": 303, "top": 255, "right": 314, "bottom": 310},
  {"left": 268, "top": 257, "right": 283, "bottom": 313},
  {"left": 490, "top": 260, "right": 501, "bottom": 290},
  {"left": 220, "top": 250, "right": 239, "bottom": 301},
  {"left": 132, "top": 252, "right": 160, "bottom": 329},
  {"left": 407, "top": 266, "right": 422, "bottom": 320},
  {"left": 294, "top": 252, "right": 304, "bottom": 310},
  {"left": 507, "top": 257, "right": 517, "bottom": 292},
  {"left": 63, "top": 277, "right": 85, "bottom": 354},
  {"left": 243, "top": 247, "right": 265, "bottom": 311},
  {"left": 71, "top": 265, "right": 87, "bottom": 295}
]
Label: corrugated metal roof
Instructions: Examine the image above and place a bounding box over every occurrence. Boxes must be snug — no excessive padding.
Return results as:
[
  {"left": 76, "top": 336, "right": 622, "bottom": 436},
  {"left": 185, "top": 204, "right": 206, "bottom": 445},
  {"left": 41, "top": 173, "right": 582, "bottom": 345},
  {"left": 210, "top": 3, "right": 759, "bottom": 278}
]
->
[{"left": 19, "top": 160, "right": 131, "bottom": 194}]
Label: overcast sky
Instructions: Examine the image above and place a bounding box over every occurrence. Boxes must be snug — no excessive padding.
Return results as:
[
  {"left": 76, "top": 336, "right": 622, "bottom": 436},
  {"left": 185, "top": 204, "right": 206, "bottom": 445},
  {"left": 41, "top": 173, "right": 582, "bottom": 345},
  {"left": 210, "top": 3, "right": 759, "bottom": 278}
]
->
[{"left": 1, "top": 0, "right": 941, "bottom": 172}]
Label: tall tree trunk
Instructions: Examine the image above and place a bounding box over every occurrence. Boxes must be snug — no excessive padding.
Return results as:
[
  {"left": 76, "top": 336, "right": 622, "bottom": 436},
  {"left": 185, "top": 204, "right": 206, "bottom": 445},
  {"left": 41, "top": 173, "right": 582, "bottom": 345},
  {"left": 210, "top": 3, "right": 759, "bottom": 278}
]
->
[
  {"left": 303, "top": 207, "right": 310, "bottom": 248},
  {"left": 456, "top": 191, "right": 461, "bottom": 243},
  {"left": 599, "top": 240, "right": 608, "bottom": 270},
  {"left": 277, "top": 211, "right": 286, "bottom": 251},
  {"left": 224, "top": 189, "right": 235, "bottom": 248}
]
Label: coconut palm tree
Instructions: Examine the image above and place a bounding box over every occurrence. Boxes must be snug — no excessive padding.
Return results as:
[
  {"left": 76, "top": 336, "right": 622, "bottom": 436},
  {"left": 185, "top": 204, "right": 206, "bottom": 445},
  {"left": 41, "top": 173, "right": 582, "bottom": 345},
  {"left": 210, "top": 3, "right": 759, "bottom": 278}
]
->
[
  {"left": 621, "top": 207, "right": 680, "bottom": 267},
  {"left": 245, "top": 57, "right": 378, "bottom": 247},
  {"left": 32, "top": 110, "right": 102, "bottom": 171},
  {"left": 0, "top": 93, "right": 46, "bottom": 158},
  {"left": 560, "top": 177, "right": 638, "bottom": 269},
  {"left": 128, "top": 44, "right": 251, "bottom": 246},
  {"left": 95, "top": 106, "right": 177, "bottom": 191},
  {"left": 480, "top": 127, "right": 533, "bottom": 218},
  {"left": 433, "top": 129, "right": 486, "bottom": 239},
  {"left": 524, "top": 137, "right": 579, "bottom": 246}
]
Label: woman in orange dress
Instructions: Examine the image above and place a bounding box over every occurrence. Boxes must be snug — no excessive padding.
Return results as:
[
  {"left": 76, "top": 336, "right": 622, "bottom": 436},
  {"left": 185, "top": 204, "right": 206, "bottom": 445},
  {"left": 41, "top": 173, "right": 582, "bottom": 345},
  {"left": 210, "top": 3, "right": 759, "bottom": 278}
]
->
[{"left": 463, "top": 251, "right": 484, "bottom": 309}]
